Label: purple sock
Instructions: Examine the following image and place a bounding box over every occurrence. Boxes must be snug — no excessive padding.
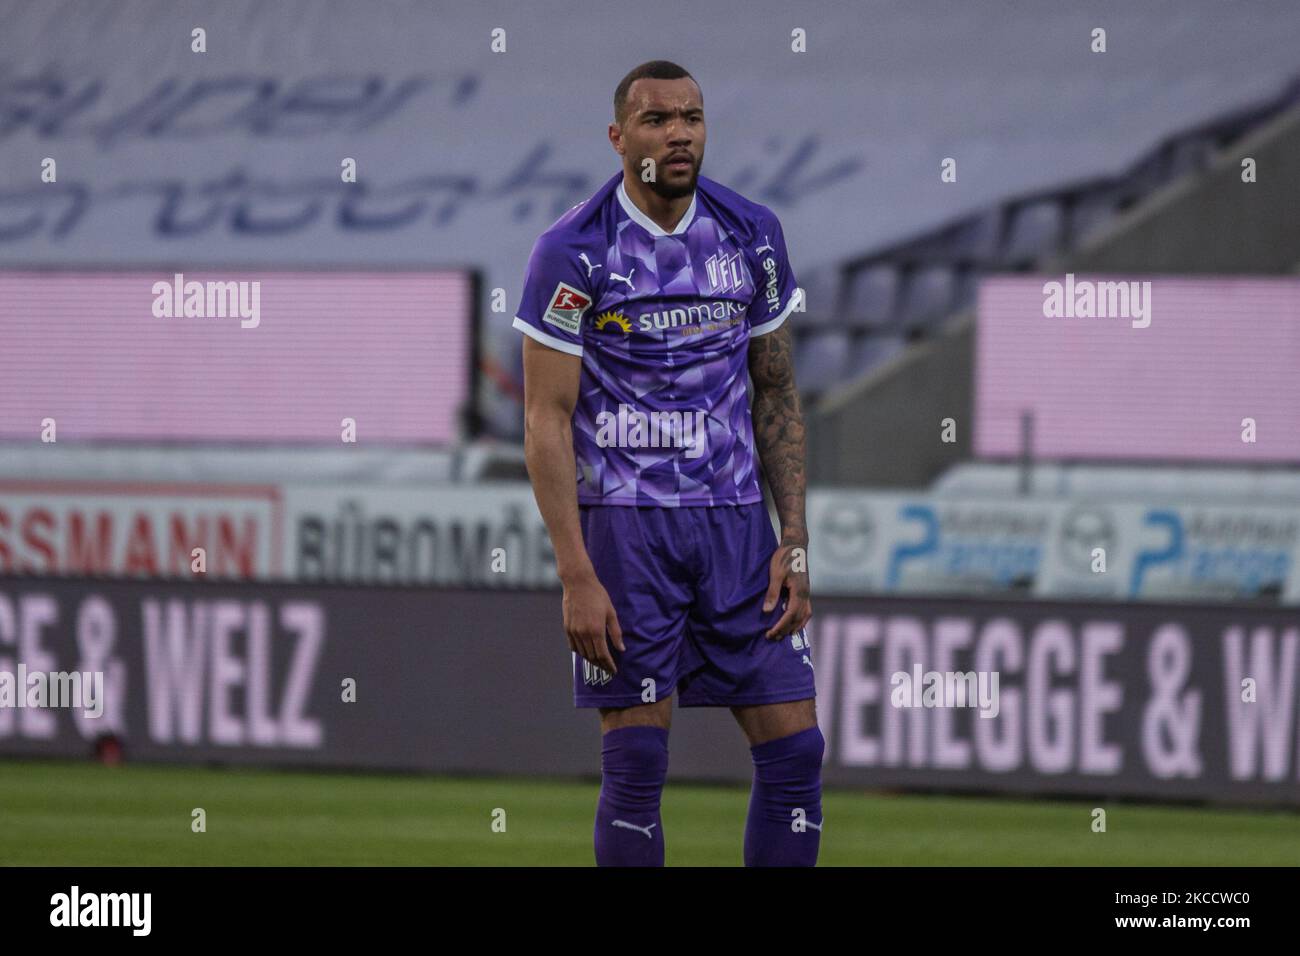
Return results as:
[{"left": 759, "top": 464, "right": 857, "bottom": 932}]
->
[
  {"left": 594, "top": 726, "right": 669, "bottom": 866},
  {"left": 743, "top": 725, "right": 825, "bottom": 866}
]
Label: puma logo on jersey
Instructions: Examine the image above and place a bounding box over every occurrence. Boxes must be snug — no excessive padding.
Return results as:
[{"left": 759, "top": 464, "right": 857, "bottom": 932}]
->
[
  {"left": 755, "top": 234, "right": 774, "bottom": 256},
  {"left": 609, "top": 268, "right": 636, "bottom": 291},
  {"left": 578, "top": 253, "right": 602, "bottom": 277}
]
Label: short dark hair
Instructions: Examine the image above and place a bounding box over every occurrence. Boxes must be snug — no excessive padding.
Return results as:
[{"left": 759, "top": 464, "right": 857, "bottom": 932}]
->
[{"left": 614, "top": 60, "right": 699, "bottom": 127}]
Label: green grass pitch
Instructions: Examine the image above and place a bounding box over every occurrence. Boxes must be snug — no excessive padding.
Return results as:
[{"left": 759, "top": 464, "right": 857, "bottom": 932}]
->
[{"left": 2, "top": 759, "right": 1297, "bottom": 866}]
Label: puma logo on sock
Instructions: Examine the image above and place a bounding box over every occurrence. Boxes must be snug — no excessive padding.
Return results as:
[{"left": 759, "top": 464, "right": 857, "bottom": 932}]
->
[{"left": 611, "top": 820, "right": 658, "bottom": 839}]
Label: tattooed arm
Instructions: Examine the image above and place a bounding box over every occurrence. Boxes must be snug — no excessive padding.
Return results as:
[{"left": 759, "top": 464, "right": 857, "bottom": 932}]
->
[{"left": 748, "top": 321, "right": 812, "bottom": 639}]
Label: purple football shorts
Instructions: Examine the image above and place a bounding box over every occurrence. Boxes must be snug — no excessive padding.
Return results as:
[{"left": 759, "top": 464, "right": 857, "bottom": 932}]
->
[{"left": 572, "top": 501, "right": 815, "bottom": 708}]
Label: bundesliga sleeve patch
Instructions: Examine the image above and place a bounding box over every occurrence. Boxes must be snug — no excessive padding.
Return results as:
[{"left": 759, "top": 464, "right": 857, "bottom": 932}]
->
[{"left": 542, "top": 282, "right": 592, "bottom": 334}]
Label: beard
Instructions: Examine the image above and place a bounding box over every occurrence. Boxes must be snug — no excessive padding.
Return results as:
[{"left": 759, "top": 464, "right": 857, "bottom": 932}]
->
[{"left": 647, "top": 156, "right": 699, "bottom": 199}]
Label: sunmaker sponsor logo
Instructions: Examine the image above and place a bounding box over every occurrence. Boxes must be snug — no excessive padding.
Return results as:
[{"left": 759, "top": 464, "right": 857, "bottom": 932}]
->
[{"left": 638, "top": 299, "right": 746, "bottom": 331}]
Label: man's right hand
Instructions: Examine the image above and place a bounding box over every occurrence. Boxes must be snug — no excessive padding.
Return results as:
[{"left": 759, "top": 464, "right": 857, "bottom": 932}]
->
[
  {"left": 519, "top": 336, "right": 624, "bottom": 676},
  {"left": 562, "top": 569, "right": 625, "bottom": 676}
]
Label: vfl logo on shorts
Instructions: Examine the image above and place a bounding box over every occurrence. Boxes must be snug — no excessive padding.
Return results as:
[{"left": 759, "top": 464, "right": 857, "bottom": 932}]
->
[
  {"left": 791, "top": 628, "right": 813, "bottom": 668},
  {"left": 581, "top": 659, "right": 613, "bottom": 686}
]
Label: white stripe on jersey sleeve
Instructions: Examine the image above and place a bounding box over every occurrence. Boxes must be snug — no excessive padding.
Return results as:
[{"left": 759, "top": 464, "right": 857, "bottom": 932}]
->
[
  {"left": 513, "top": 316, "right": 584, "bottom": 356},
  {"left": 750, "top": 290, "right": 800, "bottom": 338}
]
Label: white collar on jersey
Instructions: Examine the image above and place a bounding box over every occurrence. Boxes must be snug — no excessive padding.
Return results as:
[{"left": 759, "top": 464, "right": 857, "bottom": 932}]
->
[{"left": 617, "top": 178, "right": 697, "bottom": 237}]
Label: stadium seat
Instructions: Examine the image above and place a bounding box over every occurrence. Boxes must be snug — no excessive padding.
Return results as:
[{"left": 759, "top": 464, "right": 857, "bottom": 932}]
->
[
  {"left": 1000, "top": 199, "right": 1064, "bottom": 264},
  {"left": 942, "top": 209, "right": 1004, "bottom": 264},
  {"left": 841, "top": 262, "right": 899, "bottom": 328},
  {"left": 790, "top": 266, "right": 841, "bottom": 327},
  {"left": 1122, "top": 148, "right": 1173, "bottom": 200},
  {"left": 951, "top": 265, "right": 980, "bottom": 313},
  {"left": 1067, "top": 185, "right": 1125, "bottom": 246},
  {"left": 794, "top": 328, "right": 850, "bottom": 396},
  {"left": 844, "top": 331, "right": 907, "bottom": 379},
  {"left": 1167, "top": 133, "right": 1216, "bottom": 178},
  {"left": 897, "top": 264, "right": 956, "bottom": 330}
]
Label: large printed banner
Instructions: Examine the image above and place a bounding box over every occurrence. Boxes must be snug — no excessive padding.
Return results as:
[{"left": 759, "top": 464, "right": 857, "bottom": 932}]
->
[
  {"left": 809, "top": 596, "right": 1300, "bottom": 805},
  {"left": 0, "top": 479, "right": 284, "bottom": 578},
  {"left": 0, "top": 480, "right": 547, "bottom": 588},
  {"left": 808, "top": 491, "right": 1300, "bottom": 604},
  {"left": 1, "top": 480, "right": 1297, "bottom": 605},
  {"left": 1, "top": 577, "right": 1297, "bottom": 806}
]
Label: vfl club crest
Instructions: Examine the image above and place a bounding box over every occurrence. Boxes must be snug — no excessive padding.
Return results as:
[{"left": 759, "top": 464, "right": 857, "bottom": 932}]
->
[
  {"left": 582, "top": 659, "right": 613, "bottom": 686},
  {"left": 705, "top": 250, "right": 745, "bottom": 294}
]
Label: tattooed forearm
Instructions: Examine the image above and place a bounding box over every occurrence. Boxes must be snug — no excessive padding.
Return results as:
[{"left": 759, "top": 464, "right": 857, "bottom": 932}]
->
[{"left": 748, "top": 322, "right": 808, "bottom": 547}]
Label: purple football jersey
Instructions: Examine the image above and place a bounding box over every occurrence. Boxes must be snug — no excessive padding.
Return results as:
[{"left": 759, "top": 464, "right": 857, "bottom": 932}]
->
[{"left": 514, "top": 172, "right": 800, "bottom": 506}]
